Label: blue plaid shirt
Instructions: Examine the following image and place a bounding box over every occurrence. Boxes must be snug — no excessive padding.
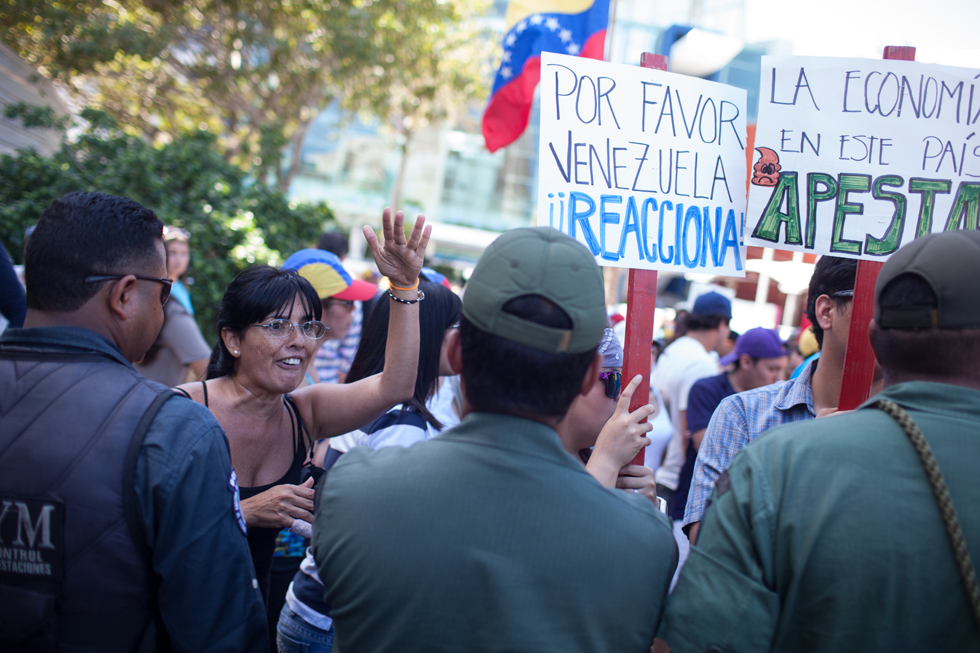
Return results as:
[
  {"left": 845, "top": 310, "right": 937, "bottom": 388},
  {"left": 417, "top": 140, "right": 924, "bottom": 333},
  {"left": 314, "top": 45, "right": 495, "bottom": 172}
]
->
[{"left": 683, "top": 360, "right": 817, "bottom": 528}]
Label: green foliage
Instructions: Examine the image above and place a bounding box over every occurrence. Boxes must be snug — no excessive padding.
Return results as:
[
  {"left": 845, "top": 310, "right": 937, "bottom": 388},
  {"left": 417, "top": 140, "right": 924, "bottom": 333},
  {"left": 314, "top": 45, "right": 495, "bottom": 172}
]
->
[
  {"left": 0, "top": 111, "right": 334, "bottom": 342},
  {"left": 1, "top": 0, "right": 492, "bottom": 191}
]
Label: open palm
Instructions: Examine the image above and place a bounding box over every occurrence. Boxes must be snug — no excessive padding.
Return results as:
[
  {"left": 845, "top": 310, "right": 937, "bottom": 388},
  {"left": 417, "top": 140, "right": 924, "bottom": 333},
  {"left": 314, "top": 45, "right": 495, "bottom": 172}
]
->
[{"left": 363, "top": 207, "right": 432, "bottom": 288}]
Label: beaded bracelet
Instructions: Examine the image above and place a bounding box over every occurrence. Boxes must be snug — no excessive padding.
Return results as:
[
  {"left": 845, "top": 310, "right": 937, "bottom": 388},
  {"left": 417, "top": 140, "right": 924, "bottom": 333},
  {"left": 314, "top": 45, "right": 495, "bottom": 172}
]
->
[{"left": 388, "top": 289, "right": 425, "bottom": 304}]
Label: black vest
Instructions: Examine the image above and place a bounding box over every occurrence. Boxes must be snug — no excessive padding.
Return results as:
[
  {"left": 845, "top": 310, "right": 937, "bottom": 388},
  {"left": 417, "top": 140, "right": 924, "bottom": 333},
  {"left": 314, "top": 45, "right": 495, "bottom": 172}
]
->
[{"left": 0, "top": 346, "right": 170, "bottom": 652}]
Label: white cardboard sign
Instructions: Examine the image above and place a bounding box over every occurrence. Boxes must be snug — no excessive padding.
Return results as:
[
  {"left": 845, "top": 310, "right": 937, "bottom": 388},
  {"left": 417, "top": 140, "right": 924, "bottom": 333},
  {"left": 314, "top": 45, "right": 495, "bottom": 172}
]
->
[
  {"left": 746, "top": 55, "right": 980, "bottom": 260},
  {"left": 537, "top": 52, "right": 748, "bottom": 276}
]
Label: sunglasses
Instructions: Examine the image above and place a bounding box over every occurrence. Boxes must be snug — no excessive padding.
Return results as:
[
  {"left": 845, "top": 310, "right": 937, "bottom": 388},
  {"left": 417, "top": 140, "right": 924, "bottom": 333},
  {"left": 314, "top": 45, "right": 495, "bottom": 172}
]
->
[
  {"left": 163, "top": 226, "right": 191, "bottom": 241},
  {"left": 598, "top": 371, "right": 622, "bottom": 399},
  {"left": 324, "top": 298, "right": 355, "bottom": 309},
  {"left": 831, "top": 289, "right": 854, "bottom": 298},
  {"left": 85, "top": 274, "right": 173, "bottom": 306},
  {"left": 249, "top": 318, "right": 327, "bottom": 339}
]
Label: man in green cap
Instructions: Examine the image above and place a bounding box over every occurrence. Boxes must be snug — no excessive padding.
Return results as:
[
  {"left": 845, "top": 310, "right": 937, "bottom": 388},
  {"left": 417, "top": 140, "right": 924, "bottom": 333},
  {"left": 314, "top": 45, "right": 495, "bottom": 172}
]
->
[
  {"left": 658, "top": 229, "right": 980, "bottom": 652},
  {"left": 312, "top": 227, "right": 677, "bottom": 652}
]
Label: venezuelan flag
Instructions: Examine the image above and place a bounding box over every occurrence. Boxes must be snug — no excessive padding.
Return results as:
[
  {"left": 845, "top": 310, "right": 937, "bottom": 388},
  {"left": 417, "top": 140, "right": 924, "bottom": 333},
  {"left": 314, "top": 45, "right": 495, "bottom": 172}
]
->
[{"left": 482, "top": 0, "right": 609, "bottom": 153}]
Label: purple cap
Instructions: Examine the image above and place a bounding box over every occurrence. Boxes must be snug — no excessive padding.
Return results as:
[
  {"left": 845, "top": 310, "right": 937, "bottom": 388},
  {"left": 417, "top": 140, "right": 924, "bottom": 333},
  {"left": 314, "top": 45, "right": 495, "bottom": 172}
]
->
[{"left": 720, "top": 327, "right": 785, "bottom": 366}]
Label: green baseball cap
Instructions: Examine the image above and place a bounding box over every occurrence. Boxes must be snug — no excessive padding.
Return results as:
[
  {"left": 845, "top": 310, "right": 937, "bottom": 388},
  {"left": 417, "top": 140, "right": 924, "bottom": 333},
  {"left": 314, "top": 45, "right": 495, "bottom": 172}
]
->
[
  {"left": 463, "top": 228, "right": 606, "bottom": 353},
  {"left": 875, "top": 229, "right": 980, "bottom": 329}
]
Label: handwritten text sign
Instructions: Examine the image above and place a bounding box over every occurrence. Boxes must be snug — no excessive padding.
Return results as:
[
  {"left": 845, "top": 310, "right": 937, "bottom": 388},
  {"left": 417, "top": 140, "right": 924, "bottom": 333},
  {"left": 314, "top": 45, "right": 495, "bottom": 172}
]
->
[
  {"left": 747, "top": 56, "right": 980, "bottom": 260},
  {"left": 537, "top": 52, "right": 748, "bottom": 276}
]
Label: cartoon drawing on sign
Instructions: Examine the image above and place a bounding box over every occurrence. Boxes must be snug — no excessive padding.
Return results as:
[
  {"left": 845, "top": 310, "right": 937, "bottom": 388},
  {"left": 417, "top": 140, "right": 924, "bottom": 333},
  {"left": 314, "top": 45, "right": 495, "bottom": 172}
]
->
[{"left": 752, "top": 147, "right": 781, "bottom": 186}]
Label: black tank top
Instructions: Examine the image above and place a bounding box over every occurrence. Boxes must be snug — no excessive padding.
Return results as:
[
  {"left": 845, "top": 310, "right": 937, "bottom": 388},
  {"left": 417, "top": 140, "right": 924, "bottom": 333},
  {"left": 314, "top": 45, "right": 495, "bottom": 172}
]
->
[{"left": 177, "top": 381, "right": 310, "bottom": 601}]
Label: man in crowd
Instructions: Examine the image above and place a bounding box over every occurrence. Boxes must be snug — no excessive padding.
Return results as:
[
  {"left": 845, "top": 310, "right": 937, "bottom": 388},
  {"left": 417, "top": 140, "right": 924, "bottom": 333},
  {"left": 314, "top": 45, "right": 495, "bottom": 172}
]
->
[
  {"left": 652, "top": 291, "right": 731, "bottom": 510},
  {"left": 0, "top": 192, "right": 266, "bottom": 651},
  {"left": 313, "top": 231, "right": 365, "bottom": 383},
  {"left": 669, "top": 328, "right": 787, "bottom": 534},
  {"left": 313, "top": 228, "right": 676, "bottom": 652},
  {"left": 683, "top": 256, "right": 857, "bottom": 543},
  {"left": 650, "top": 291, "right": 729, "bottom": 574},
  {"left": 660, "top": 229, "right": 980, "bottom": 651}
]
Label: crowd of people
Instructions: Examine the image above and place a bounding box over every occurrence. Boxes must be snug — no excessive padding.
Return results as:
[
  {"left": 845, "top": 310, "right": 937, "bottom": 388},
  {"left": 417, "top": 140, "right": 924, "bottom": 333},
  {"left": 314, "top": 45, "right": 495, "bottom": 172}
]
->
[{"left": 1, "top": 190, "right": 978, "bottom": 652}]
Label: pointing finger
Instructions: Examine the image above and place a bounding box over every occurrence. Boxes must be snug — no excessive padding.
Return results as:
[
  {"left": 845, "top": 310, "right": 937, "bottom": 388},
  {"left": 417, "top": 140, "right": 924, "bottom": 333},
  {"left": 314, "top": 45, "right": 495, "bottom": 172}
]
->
[{"left": 617, "top": 374, "right": 644, "bottom": 408}]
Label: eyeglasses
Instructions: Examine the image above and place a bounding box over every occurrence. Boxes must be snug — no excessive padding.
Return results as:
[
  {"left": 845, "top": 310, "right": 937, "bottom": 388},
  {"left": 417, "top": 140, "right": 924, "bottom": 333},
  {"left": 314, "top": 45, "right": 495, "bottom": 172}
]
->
[
  {"left": 84, "top": 275, "right": 173, "bottom": 306},
  {"left": 831, "top": 289, "right": 855, "bottom": 298},
  {"left": 249, "top": 319, "right": 327, "bottom": 339},
  {"left": 598, "top": 371, "right": 622, "bottom": 399}
]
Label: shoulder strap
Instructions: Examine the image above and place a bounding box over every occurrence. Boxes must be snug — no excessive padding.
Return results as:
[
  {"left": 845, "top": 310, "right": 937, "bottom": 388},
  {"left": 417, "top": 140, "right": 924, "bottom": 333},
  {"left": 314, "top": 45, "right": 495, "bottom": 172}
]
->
[
  {"left": 123, "top": 389, "right": 179, "bottom": 557},
  {"left": 872, "top": 398, "right": 980, "bottom": 630},
  {"left": 123, "top": 389, "right": 180, "bottom": 653},
  {"left": 200, "top": 380, "right": 208, "bottom": 407},
  {"left": 284, "top": 393, "right": 313, "bottom": 455}
]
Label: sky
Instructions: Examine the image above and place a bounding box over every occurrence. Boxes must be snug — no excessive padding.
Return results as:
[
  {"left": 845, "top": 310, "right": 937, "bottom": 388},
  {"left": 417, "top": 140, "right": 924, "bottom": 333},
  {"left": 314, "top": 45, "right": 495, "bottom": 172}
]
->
[{"left": 744, "top": 0, "right": 980, "bottom": 68}]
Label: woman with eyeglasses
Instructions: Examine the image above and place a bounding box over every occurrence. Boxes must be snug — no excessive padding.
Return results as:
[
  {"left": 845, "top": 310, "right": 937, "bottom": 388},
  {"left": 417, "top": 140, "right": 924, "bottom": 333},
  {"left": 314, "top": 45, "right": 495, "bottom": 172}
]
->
[
  {"left": 175, "top": 209, "right": 429, "bottom": 613},
  {"left": 275, "top": 279, "right": 461, "bottom": 653}
]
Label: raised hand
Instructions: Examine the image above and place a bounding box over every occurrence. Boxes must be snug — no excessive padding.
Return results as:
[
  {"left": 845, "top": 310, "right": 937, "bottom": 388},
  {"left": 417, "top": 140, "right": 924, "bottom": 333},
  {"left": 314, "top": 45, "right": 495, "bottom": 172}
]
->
[
  {"left": 363, "top": 207, "right": 432, "bottom": 289},
  {"left": 592, "top": 374, "right": 656, "bottom": 467},
  {"left": 586, "top": 374, "right": 657, "bottom": 489}
]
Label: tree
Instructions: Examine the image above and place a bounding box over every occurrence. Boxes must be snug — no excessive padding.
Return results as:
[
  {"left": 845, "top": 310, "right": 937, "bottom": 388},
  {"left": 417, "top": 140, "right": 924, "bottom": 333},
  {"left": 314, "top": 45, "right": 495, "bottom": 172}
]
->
[
  {"left": 1, "top": 0, "right": 490, "bottom": 191},
  {"left": 0, "top": 107, "right": 334, "bottom": 340},
  {"left": 341, "top": 2, "right": 495, "bottom": 210}
]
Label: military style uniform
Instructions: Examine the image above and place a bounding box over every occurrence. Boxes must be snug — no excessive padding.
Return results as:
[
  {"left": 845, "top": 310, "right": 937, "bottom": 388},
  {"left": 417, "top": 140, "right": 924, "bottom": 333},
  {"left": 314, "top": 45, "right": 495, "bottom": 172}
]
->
[
  {"left": 660, "top": 382, "right": 980, "bottom": 652},
  {"left": 314, "top": 411, "right": 677, "bottom": 653}
]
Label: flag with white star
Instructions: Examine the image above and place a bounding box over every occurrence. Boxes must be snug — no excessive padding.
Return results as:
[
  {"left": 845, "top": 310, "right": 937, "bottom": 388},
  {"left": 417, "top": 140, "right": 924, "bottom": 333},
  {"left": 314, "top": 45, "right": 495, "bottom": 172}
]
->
[{"left": 482, "top": 0, "right": 610, "bottom": 153}]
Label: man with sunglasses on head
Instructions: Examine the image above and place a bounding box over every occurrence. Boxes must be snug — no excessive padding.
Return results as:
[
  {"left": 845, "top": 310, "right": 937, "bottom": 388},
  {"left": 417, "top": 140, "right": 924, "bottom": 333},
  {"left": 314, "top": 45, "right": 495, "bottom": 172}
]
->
[
  {"left": 0, "top": 192, "right": 266, "bottom": 651},
  {"left": 681, "top": 256, "right": 862, "bottom": 545}
]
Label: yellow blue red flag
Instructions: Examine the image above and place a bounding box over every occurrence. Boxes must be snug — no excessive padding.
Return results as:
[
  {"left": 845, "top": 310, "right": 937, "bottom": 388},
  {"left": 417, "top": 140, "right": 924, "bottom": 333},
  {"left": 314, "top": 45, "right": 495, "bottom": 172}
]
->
[{"left": 482, "top": 0, "right": 609, "bottom": 153}]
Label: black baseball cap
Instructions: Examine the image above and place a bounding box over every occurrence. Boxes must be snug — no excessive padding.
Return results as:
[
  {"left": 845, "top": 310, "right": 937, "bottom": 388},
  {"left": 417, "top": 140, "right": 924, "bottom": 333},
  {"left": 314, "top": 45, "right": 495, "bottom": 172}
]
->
[{"left": 875, "top": 230, "right": 980, "bottom": 329}]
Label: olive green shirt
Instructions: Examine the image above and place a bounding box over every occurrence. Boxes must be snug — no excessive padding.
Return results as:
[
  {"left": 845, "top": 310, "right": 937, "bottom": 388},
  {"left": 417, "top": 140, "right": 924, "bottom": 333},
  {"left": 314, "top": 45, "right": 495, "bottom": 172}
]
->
[
  {"left": 659, "top": 382, "right": 980, "bottom": 652},
  {"left": 314, "top": 411, "right": 677, "bottom": 653}
]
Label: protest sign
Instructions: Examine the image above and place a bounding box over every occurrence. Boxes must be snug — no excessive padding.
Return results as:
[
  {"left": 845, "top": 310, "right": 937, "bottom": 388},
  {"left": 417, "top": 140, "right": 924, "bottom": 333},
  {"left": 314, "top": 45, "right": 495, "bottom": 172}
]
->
[
  {"left": 747, "top": 55, "right": 980, "bottom": 260},
  {"left": 537, "top": 52, "right": 748, "bottom": 276}
]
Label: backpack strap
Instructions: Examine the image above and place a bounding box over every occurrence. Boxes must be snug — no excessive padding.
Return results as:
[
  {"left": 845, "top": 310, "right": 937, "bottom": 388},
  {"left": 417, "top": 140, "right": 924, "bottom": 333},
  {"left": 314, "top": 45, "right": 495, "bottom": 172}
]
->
[
  {"left": 871, "top": 398, "right": 980, "bottom": 631},
  {"left": 122, "top": 389, "right": 181, "bottom": 653}
]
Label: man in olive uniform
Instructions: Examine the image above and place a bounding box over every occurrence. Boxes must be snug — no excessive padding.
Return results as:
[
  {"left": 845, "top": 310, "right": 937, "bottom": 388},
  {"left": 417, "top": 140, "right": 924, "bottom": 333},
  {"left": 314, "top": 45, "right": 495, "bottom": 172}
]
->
[
  {"left": 659, "top": 229, "right": 980, "bottom": 651},
  {"left": 314, "top": 227, "right": 677, "bottom": 653}
]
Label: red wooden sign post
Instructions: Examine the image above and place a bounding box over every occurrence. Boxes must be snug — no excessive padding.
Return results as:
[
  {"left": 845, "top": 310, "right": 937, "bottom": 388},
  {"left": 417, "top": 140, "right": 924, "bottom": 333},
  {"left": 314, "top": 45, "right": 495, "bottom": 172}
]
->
[
  {"left": 837, "top": 45, "right": 916, "bottom": 411},
  {"left": 624, "top": 52, "right": 667, "bottom": 466}
]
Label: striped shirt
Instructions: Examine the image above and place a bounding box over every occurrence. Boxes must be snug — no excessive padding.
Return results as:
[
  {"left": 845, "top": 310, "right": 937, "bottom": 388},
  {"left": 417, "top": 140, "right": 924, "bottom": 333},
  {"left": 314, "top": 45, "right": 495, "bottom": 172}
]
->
[
  {"left": 314, "top": 302, "right": 362, "bottom": 384},
  {"left": 683, "top": 360, "right": 817, "bottom": 528}
]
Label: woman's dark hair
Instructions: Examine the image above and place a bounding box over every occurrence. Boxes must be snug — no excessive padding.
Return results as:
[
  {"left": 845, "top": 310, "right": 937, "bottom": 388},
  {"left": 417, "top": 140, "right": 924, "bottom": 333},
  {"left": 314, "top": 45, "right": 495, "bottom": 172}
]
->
[
  {"left": 459, "top": 294, "right": 598, "bottom": 418},
  {"left": 207, "top": 266, "right": 322, "bottom": 379},
  {"left": 345, "top": 281, "right": 462, "bottom": 429}
]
